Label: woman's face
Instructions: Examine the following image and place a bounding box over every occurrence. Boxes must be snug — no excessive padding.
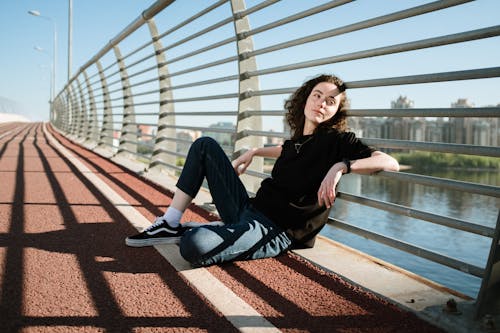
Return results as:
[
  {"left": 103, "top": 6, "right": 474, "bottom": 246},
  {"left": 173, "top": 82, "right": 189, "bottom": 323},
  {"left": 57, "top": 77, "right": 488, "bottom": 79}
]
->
[{"left": 303, "top": 81, "right": 343, "bottom": 134}]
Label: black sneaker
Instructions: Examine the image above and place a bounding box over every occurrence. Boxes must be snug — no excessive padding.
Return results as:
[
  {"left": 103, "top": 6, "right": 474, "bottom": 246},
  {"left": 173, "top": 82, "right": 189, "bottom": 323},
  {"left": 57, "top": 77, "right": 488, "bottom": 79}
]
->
[{"left": 125, "top": 217, "right": 185, "bottom": 247}]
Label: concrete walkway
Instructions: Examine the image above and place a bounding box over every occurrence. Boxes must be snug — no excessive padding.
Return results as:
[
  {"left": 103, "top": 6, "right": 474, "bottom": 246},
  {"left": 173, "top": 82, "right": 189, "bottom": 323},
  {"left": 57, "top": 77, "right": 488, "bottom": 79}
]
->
[{"left": 0, "top": 122, "right": 456, "bottom": 332}]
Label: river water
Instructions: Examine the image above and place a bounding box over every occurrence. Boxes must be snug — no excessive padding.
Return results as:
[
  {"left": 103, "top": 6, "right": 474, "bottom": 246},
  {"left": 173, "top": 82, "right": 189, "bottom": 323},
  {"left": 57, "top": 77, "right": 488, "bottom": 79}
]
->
[{"left": 322, "top": 169, "right": 499, "bottom": 298}]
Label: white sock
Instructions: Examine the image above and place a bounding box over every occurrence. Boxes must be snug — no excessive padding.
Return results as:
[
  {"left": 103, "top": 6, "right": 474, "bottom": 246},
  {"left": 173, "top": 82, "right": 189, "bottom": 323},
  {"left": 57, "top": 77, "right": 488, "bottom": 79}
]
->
[{"left": 162, "top": 207, "right": 182, "bottom": 228}]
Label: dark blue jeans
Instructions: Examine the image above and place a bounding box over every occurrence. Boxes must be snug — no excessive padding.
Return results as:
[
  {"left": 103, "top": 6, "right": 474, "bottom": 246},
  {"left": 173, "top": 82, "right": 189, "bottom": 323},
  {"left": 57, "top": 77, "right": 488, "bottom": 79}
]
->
[{"left": 177, "top": 137, "right": 293, "bottom": 266}]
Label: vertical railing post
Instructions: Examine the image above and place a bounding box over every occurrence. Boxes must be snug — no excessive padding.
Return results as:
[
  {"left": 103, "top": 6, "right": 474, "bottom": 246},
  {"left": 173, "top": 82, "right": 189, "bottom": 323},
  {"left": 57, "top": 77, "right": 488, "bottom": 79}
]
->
[
  {"left": 75, "top": 76, "right": 88, "bottom": 141},
  {"left": 67, "top": 84, "right": 78, "bottom": 136},
  {"left": 51, "top": 95, "right": 59, "bottom": 128},
  {"left": 230, "top": 0, "right": 264, "bottom": 193},
  {"left": 54, "top": 94, "right": 64, "bottom": 131},
  {"left": 475, "top": 212, "right": 500, "bottom": 320},
  {"left": 147, "top": 18, "right": 177, "bottom": 174},
  {"left": 96, "top": 61, "right": 114, "bottom": 151},
  {"left": 61, "top": 93, "right": 70, "bottom": 133},
  {"left": 83, "top": 70, "right": 99, "bottom": 145},
  {"left": 114, "top": 45, "right": 137, "bottom": 157}
]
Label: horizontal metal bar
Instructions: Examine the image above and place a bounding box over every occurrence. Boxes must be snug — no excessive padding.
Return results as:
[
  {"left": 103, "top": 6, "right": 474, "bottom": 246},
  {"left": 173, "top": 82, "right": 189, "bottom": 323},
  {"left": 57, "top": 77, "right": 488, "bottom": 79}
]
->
[
  {"left": 120, "top": 38, "right": 158, "bottom": 64},
  {"left": 152, "top": 148, "right": 187, "bottom": 159},
  {"left": 158, "top": 12, "right": 233, "bottom": 54},
  {"left": 132, "top": 77, "right": 158, "bottom": 88},
  {"left": 157, "top": 74, "right": 239, "bottom": 91},
  {"left": 337, "top": 192, "right": 495, "bottom": 237},
  {"left": 249, "top": 25, "right": 500, "bottom": 77},
  {"left": 157, "top": 144, "right": 235, "bottom": 159},
  {"left": 244, "top": 0, "right": 352, "bottom": 38},
  {"left": 139, "top": 1, "right": 277, "bottom": 67},
  {"left": 240, "top": 129, "right": 289, "bottom": 139},
  {"left": 132, "top": 112, "right": 158, "bottom": 116},
  {"left": 348, "top": 107, "right": 500, "bottom": 118},
  {"left": 241, "top": 110, "right": 286, "bottom": 117},
  {"left": 348, "top": 67, "right": 500, "bottom": 88},
  {"left": 330, "top": 218, "right": 485, "bottom": 278},
  {"left": 98, "top": 141, "right": 117, "bottom": 148},
  {"left": 361, "top": 138, "right": 500, "bottom": 157},
  {"left": 165, "top": 111, "right": 238, "bottom": 117},
  {"left": 149, "top": 159, "right": 182, "bottom": 172},
  {"left": 376, "top": 170, "right": 500, "bottom": 198},
  {"left": 156, "top": 0, "right": 227, "bottom": 41},
  {"left": 164, "top": 92, "right": 239, "bottom": 103},
  {"left": 73, "top": 0, "right": 175, "bottom": 81},
  {"left": 158, "top": 124, "right": 235, "bottom": 134},
  {"left": 166, "top": 37, "right": 237, "bottom": 65},
  {"left": 129, "top": 101, "right": 159, "bottom": 107},
  {"left": 247, "top": 0, "right": 473, "bottom": 59},
  {"left": 120, "top": 39, "right": 155, "bottom": 64},
  {"left": 117, "top": 147, "right": 152, "bottom": 160},
  {"left": 164, "top": 55, "right": 238, "bottom": 79},
  {"left": 133, "top": 89, "right": 160, "bottom": 97},
  {"left": 251, "top": 67, "right": 500, "bottom": 97},
  {"left": 238, "top": 0, "right": 281, "bottom": 17},
  {"left": 122, "top": 121, "right": 157, "bottom": 127},
  {"left": 126, "top": 64, "right": 157, "bottom": 80},
  {"left": 155, "top": 136, "right": 193, "bottom": 145}
]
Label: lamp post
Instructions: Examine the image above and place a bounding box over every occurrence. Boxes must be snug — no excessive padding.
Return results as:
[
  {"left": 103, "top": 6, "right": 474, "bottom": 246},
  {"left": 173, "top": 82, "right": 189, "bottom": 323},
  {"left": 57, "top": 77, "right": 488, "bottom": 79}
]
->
[
  {"left": 34, "top": 46, "right": 54, "bottom": 105},
  {"left": 68, "top": 0, "right": 73, "bottom": 80},
  {"left": 28, "top": 10, "right": 57, "bottom": 106}
]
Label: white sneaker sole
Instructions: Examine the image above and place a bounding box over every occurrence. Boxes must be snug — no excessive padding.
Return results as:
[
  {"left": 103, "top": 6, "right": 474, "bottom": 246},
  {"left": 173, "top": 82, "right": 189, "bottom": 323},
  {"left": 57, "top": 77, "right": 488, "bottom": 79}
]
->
[
  {"left": 125, "top": 236, "right": 182, "bottom": 247},
  {"left": 182, "top": 221, "right": 224, "bottom": 228}
]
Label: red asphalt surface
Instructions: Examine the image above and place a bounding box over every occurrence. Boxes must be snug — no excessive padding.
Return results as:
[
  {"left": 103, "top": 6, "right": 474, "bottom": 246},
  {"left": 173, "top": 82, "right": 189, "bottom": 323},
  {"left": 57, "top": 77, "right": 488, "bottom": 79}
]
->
[{"left": 0, "top": 122, "right": 446, "bottom": 332}]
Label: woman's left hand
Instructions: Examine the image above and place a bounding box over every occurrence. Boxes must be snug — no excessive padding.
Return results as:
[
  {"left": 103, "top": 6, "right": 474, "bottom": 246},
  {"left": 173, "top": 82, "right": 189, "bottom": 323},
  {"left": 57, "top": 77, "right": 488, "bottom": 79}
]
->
[{"left": 317, "top": 162, "right": 346, "bottom": 208}]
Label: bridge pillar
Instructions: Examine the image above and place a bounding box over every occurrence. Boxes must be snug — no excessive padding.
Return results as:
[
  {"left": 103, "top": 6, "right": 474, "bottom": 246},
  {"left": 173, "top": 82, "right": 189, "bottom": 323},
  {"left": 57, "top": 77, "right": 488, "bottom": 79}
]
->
[
  {"left": 96, "top": 61, "right": 114, "bottom": 152},
  {"left": 67, "top": 83, "right": 78, "bottom": 137},
  {"left": 75, "top": 76, "right": 88, "bottom": 141},
  {"left": 230, "top": 0, "right": 264, "bottom": 194},
  {"left": 147, "top": 18, "right": 177, "bottom": 175},
  {"left": 83, "top": 70, "right": 99, "bottom": 146},
  {"left": 475, "top": 212, "right": 500, "bottom": 322},
  {"left": 113, "top": 45, "right": 137, "bottom": 158}
]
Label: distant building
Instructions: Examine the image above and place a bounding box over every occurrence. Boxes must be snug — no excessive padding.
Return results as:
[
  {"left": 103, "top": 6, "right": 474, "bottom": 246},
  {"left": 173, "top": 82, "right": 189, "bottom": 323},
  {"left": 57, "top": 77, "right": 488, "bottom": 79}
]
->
[
  {"left": 391, "top": 95, "right": 414, "bottom": 109},
  {"left": 202, "top": 122, "right": 235, "bottom": 146},
  {"left": 176, "top": 130, "right": 201, "bottom": 154},
  {"left": 351, "top": 97, "right": 499, "bottom": 148}
]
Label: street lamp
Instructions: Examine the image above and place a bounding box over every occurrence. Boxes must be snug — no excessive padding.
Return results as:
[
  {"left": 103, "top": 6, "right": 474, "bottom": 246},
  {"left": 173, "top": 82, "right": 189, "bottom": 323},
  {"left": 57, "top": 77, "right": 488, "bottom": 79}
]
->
[
  {"left": 28, "top": 10, "right": 57, "bottom": 105},
  {"left": 33, "top": 46, "right": 54, "bottom": 105}
]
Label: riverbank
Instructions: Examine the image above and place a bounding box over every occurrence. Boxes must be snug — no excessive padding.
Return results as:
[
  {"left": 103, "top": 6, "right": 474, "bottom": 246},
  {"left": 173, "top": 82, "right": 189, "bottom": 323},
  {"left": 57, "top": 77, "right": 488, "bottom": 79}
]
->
[{"left": 393, "top": 152, "right": 499, "bottom": 171}]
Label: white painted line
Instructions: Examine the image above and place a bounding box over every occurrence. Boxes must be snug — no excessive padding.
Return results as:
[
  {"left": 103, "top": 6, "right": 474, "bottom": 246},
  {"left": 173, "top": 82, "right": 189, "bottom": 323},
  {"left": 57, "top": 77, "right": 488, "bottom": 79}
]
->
[{"left": 43, "top": 124, "right": 280, "bottom": 333}]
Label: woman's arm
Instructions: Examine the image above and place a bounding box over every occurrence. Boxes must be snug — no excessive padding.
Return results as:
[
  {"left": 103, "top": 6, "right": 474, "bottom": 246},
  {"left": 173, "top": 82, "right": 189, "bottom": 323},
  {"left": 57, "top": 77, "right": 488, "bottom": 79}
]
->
[
  {"left": 349, "top": 151, "right": 400, "bottom": 174},
  {"left": 318, "top": 151, "right": 399, "bottom": 208},
  {"left": 232, "top": 145, "right": 282, "bottom": 175}
]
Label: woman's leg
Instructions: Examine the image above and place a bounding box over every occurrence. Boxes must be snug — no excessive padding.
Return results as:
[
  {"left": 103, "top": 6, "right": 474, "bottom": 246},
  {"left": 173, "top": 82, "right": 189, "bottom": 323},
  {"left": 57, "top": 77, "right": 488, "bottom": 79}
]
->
[
  {"left": 180, "top": 207, "right": 293, "bottom": 267},
  {"left": 176, "top": 136, "right": 250, "bottom": 224},
  {"left": 126, "top": 137, "right": 248, "bottom": 247},
  {"left": 176, "top": 137, "right": 293, "bottom": 266}
]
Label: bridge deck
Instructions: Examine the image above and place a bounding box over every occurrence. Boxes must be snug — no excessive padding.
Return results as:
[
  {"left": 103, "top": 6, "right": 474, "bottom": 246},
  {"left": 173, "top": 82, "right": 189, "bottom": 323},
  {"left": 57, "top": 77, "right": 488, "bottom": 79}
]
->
[{"left": 0, "top": 122, "right": 475, "bottom": 332}]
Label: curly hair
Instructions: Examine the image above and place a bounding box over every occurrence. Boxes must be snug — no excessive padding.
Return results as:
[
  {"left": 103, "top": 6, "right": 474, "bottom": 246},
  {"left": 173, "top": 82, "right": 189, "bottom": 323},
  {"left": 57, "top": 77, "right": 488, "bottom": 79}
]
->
[{"left": 285, "top": 74, "right": 347, "bottom": 141}]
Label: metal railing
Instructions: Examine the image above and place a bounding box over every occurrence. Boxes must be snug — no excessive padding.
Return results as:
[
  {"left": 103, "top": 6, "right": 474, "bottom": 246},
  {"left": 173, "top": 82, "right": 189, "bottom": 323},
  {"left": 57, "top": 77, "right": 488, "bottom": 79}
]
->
[{"left": 51, "top": 0, "right": 499, "bottom": 319}]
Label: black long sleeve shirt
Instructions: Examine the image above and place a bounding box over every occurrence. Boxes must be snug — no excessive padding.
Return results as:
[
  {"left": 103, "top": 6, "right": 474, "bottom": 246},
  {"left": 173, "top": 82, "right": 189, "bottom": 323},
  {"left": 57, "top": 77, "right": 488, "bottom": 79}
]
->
[{"left": 251, "top": 128, "right": 375, "bottom": 233}]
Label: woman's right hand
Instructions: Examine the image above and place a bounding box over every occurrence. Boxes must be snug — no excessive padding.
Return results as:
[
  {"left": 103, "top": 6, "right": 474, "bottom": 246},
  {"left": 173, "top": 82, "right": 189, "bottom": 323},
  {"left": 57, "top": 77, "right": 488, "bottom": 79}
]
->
[{"left": 232, "top": 148, "right": 255, "bottom": 175}]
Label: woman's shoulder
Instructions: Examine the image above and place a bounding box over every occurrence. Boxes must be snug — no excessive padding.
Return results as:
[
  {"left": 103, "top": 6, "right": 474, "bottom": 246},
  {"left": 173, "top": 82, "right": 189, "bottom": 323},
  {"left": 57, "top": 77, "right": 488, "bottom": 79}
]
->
[{"left": 318, "top": 127, "right": 356, "bottom": 140}]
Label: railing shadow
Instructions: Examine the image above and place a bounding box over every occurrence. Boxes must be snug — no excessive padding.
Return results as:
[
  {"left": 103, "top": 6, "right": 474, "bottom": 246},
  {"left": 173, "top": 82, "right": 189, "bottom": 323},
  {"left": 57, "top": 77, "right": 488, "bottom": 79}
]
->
[
  {"left": 47, "top": 125, "right": 219, "bottom": 224},
  {"left": 0, "top": 123, "right": 237, "bottom": 332}
]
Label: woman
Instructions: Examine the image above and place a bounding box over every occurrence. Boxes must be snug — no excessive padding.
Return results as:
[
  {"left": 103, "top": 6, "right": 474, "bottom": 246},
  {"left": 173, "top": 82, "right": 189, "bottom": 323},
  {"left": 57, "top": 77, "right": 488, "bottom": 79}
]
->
[{"left": 126, "top": 74, "right": 399, "bottom": 267}]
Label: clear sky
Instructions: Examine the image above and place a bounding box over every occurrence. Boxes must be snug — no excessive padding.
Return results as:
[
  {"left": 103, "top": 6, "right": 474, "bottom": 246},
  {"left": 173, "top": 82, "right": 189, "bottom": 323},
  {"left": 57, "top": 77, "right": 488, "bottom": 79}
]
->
[
  {"left": 0, "top": 0, "right": 499, "bottom": 123},
  {"left": 0, "top": 0, "right": 156, "bottom": 121}
]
